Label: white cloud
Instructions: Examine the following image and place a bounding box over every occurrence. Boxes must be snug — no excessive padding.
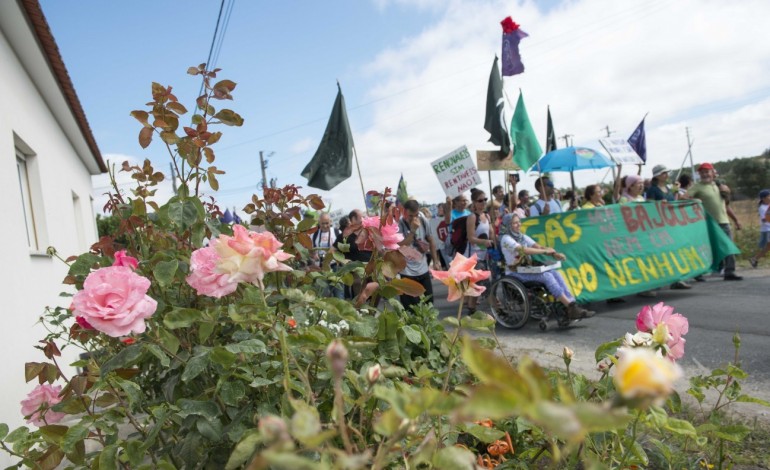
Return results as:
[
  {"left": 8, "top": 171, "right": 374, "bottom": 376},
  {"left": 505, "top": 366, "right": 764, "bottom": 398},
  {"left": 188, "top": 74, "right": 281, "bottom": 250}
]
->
[
  {"left": 314, "top": 0, "right": 770, "bottom": 210},
  {"left": 290, "top": 137, "right": 315, "bottom": 154}
]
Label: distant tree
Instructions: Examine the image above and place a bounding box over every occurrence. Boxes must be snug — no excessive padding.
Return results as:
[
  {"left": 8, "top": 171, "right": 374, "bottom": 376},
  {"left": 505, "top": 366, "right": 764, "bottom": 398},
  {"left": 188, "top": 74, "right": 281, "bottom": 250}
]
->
[{"left": 726, "top": 157, "right": 770, "bottom": 199}]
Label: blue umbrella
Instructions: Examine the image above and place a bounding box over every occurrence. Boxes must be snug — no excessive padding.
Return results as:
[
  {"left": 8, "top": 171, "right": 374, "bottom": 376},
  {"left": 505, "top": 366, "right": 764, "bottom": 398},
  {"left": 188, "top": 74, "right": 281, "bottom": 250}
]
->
[{"left": 528, "top": 146, "right": 615, "bottom": 173}]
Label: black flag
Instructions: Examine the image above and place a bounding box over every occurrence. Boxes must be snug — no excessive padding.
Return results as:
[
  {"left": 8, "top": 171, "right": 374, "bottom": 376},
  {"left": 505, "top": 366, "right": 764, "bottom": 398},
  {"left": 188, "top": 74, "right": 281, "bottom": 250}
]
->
[
  {"left": 301, "top": 83, "right": 354, "bottom": 190},
  {"left": 484, "top": 56, "right": 511, "bottom": 157},
  {"left": 545, "top": 106, "right": 557, "bottom": 154}
]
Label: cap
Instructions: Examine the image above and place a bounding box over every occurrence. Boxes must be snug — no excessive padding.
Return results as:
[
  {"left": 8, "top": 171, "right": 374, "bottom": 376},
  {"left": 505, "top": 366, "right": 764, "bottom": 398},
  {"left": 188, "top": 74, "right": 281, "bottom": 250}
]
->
[
  {"left": 651, "top": 164, "right": 669, "bottom": 177},
  {"left": 698, "top": 162, "right": 714, "bottom": 171},
  {"left": 760, "top": 189, "right": 770, "bottom": 199}
]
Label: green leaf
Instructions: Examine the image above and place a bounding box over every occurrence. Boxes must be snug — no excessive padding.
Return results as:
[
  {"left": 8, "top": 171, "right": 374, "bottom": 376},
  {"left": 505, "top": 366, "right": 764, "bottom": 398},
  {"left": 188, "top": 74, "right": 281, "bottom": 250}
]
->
[
  {"left": 736, "top": 395, "right": 770, "bottom": 407},
  {"left": 214, "top": 109, "right": 244, "bottom": 126},
  {"left": 101, "top": 343, "right": 144, "bottom": 375},
  {"left": 177, "top": 399, "right": 219, "bottom": 420},
  {"left": 125, "top": 440, "right": 145, "bottom": 466},
  {"left": 401, "top": 325, "right": 422, "bottom": 344},
  {"left": 4, "top": 426, "right": 29, "bottom": 443},
  {"left": 98, "top": 444, "right": 119, "bottom": 470},
  {"left": 198, "top": 321, "right": 216, "bottom": 343},
  {"left": 225, "top": 339, "right": 267, "bottom": 355},
  {"left": 387, "top": 278, "right": 425, "bottom": 297},
  {"left": 181, "top": 353, "right": 209, "bottom": 382},
  {"left": 220, "top": 381, "right": 246, "bottom": 407},
  {"left": 594, "top": 339, "right": 622, "bottom": 363},
  {"left": 262, "top": 450, "right": 319, "bottom": 470},
  {"left": 196, "top": 417, "right": 223, "bottom": 442},
  {"left": 168, "top": 199, "right": 200, "bottom": 229},
  {"left": 38, "top": 424, "right": 68, "bottom": 445},
  {"left": 459, "top": 312, "right": 496, "bottom": 332},
  {"left": 712, "top": 424, "right": 751, "bottom": 442},
  {"left": 225, "top": 430, "right": 262, "bottom": 470},
  {"left": 432, "top": 446, "right": 477, "bottom": 470},
  {"left": 630, "top": 440, "right": 649, "bottom": 466},
  {"left": 290, "top": 399, "right": 322, "bottom": 447},
  {"left": 159, "top": 328, "right": 181, "bottom": 355},
  {"left": 59, "top": 420, "right": 89, "bottom": 453},
  {"left": 164, "top": 308, "right": 203, "bottom": 329},
  {"left": 0, "top": 423, "right": 8, "bottom": 440},
  {"left": 114, "top": 376, "right": 143, "bottom": 409},
  {"left": 465, "top": 424, "right": 505, "bottom": 443},
  {"left": 296, "top": 217, "right": 317, "bottom": 232},
  {"left": 153, "top": 259, "right": 179, "bottom": 288},
  {"left": 68, "top": 253, "right": 101, "bottom": 276},
  {"left": 210, "top": 347, "right": 237, "bottom": 367},
  {"left": 664, "top": 417, "right": 697, "bottom": 437},
  {"left": 144, "top": 343, "right": 170, "bottom": 367}
]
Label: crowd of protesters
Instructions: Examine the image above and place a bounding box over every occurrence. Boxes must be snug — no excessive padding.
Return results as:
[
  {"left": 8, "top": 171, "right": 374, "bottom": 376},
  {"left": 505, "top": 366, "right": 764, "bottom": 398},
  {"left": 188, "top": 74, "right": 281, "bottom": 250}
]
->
[{"left": 304, "top": 161, "right": 766, "bottom": 314}]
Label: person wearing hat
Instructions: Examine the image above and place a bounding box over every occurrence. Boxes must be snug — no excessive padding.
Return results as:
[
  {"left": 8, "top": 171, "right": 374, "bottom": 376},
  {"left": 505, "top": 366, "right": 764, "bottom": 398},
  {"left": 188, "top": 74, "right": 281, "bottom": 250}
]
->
[
  {"left": 686, "top": 162, "right": 743, "bottom": 281},
  {"left": 646, "top": 164, "right": 691, "bottom": 289},
  {"left": 749, "top": 189, "right": 770, "bottom": 268},
  {"left": 645, "top": 164, "right": 680, "bottom": 201}
]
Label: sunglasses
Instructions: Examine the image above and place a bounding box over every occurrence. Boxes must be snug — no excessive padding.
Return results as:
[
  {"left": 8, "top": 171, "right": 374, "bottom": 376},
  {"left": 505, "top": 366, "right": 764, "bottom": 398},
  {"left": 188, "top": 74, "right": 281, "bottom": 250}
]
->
[{"left": 476, "top": 198, "right": 488, "bottom": 202}]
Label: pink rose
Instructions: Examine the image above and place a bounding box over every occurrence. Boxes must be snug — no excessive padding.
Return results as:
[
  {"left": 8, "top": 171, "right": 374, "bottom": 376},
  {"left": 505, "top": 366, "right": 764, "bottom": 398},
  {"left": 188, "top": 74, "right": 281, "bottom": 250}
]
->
[
  {"left": 75, "top": 316, "right": 94, "bottom": 330},
  {"left": 186, "top": 246, "right": 238, "bottom": 298},
  {"left": 361, "top": 216, "right": 404, "bottom": 250},
  {"left": 21, "top": 384, "right": 65, "bottom": 426},
  {"left": 72, "top": 266, "right": 157, "bottom": 337},
  {"left": 636, "top": 302, "right": 689, "bottom": 361},
  {"left": 113, "top": 250, "right": 139, "bottom": 270},
  {"left": 431, "top": 253, "right": 491, "bottom": 301},
  {"left": 214, "top": 225, "right": 293, "bottom": 288}
]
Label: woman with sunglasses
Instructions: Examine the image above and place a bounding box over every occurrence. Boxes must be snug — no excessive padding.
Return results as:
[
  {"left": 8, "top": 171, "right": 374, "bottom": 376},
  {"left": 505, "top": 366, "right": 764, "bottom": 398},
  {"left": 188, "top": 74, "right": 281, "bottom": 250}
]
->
[{"left": 465, "top": 188, "right": 496, "bottom": 313}]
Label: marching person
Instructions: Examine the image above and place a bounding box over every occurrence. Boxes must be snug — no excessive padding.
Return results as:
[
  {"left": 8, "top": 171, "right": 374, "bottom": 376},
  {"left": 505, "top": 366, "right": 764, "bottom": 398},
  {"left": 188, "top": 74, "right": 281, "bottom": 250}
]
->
[
  {"left": 464, "top": 188, "right": 496, "bottom": 314},
  {"left": 750, "top": 189, "right": 770, "bottom": 268},
  {"left": 398, "top": 200, "right": 441, "bottom": 311},
  {"left": 686, "top": 162, "right": 742, "bottom": 281}
]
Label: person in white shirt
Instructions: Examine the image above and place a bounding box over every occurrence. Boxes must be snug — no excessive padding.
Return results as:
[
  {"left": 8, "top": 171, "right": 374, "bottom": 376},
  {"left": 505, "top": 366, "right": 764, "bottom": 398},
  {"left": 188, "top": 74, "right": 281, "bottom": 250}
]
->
[{"left": 530, "top": 176, "right": 562, "bottom": 216}]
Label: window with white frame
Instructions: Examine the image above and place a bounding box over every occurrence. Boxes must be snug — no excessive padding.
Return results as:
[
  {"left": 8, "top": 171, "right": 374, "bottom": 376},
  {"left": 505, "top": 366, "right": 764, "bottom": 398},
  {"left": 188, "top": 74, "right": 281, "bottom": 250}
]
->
[
  {"left": 14, "top": 135, "right": 47, "bottom": 254},
  {"left": 16, "top": 148, "right": 38, "bottom": 250}
]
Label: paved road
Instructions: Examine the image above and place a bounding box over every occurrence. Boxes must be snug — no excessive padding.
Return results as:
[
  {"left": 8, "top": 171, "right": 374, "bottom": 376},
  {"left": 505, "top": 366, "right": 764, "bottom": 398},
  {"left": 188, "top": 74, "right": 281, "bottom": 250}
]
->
[{"left": 432, "top": 267, "right": 770, "bottom": 408}]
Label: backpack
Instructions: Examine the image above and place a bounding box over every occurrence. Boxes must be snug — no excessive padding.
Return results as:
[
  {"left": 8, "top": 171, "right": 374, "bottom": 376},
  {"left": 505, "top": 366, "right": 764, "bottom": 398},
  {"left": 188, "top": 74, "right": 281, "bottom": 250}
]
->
[{"left": 449, "top": 215, "right": 480, "bottom": 255}]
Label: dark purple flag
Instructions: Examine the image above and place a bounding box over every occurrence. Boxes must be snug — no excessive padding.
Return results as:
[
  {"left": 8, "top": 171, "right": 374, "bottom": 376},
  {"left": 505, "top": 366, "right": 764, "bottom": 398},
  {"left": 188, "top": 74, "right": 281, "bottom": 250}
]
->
[
  {"left": 501, "top": 17, "right": 528, "bottom": 76},
  {"left": 628, "top": 117, "right": 647, "bottom": 163}
]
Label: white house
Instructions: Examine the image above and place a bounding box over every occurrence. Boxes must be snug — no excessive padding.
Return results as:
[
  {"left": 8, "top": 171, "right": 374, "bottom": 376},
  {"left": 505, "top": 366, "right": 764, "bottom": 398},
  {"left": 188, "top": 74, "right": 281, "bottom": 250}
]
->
[{"left": 0, "top": 0, "right": 105, "bottom": 459}]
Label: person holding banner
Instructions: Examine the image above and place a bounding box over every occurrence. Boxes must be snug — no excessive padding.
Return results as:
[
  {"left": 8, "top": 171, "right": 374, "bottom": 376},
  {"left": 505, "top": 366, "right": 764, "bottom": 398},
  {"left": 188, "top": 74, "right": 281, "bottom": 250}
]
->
[
  {"left": 499, "top": 213, "right": 594, "bottom": 319},
  {"left": 618, "top": 174, "right": 646, "bottom": 203},
  {"left": 645, "top": 165, "right": 681, "bottom": 201},
  {"left": 531, "top": 176, "right": 562, "bottom": 216},
  {"left": 686, "top": 162, "right": 743, "bottom": 281},
  {"left": 582, "top": 185, "right": 605, "bottom": 209}
]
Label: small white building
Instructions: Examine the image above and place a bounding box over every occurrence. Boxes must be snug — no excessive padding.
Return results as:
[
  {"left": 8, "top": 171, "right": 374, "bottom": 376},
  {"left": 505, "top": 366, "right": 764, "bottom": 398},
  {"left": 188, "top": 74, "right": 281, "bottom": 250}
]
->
[{"left": 0, "top": 0, "right": 105, "bottom": 457}]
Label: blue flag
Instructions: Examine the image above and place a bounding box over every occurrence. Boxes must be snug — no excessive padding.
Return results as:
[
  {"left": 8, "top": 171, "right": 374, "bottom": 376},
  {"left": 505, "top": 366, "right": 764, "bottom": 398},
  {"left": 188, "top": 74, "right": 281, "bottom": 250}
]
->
[
  {"left": 628, "top": 117, "right": 647, "bottom": 163},
  {"left": 501, "top": 17, "right": 528, "bottom": 76}
]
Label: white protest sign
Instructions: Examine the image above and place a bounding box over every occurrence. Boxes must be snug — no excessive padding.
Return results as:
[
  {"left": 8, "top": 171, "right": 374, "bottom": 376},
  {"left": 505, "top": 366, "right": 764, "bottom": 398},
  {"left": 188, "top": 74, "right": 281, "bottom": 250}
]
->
[
  {"left": 599, "top": 138, "right": 644, "bottom": 165},
  {"left": 430, "top": 146, "right": 482, "bottom": 198}
]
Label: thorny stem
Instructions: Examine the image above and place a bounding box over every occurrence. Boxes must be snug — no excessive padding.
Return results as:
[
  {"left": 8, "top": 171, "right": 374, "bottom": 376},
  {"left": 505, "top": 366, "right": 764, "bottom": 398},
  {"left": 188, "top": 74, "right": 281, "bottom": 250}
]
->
[
  {"left": 333, "top": 368, "right": 355, "bottom": 454},
  {"left": 442, "top": 296, "right": 466, "bottom": 393}
]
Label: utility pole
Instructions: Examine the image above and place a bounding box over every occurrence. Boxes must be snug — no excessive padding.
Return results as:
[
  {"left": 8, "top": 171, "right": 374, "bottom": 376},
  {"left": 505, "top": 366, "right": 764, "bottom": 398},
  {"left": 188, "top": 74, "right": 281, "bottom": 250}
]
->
[
  {"left": 258, "top": 151, "right": 275, "bottom": 191},
  {"left": 560, "top": 134, "right": 573, "bottom": 147},
  {"left": 601, "top": 125, "right": 615, "bottom": 138},
  {"left": 686, "top": 127, "right": 695, "bottom": 176}
]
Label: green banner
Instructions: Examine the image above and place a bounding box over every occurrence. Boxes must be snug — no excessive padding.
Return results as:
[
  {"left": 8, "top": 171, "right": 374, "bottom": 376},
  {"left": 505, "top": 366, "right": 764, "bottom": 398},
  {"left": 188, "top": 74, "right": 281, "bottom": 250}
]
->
[{"left": 520, "top": 201, "right": 740, "bottom": 303}]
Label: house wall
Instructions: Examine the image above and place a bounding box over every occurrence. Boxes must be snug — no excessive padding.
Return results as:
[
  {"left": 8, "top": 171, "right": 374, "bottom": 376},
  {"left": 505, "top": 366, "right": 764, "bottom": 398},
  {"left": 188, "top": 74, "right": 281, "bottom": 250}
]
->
[{"left": 0, "top": 26, "right": 98, "bottom": 457}]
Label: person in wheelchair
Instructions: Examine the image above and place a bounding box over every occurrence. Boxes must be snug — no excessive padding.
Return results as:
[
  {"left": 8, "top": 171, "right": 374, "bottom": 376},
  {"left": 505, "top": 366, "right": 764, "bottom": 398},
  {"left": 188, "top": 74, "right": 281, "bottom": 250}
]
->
[{"left": 499, "top": 213, "right": 594, "bottom": 320}]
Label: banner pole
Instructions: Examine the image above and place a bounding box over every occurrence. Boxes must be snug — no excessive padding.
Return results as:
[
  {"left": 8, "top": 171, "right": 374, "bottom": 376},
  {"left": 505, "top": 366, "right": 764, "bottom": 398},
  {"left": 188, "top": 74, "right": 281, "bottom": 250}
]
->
[{"left": 352, "top": 146, "right": 369, "bottom": 215}]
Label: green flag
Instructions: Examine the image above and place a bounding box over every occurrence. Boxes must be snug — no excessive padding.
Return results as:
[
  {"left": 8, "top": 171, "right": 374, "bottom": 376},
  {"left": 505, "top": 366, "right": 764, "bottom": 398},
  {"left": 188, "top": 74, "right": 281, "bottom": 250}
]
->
[
  {"left": 510, "top": 90, "right": 542, "bottom": 171},
  {"left": 302, "top": 84, "right": 354, "bottom": 190},
  {"left": 484, "top": 56, "right": 511, "bottom": 156},
  {"left": 545, "top": 106, "right": 557, "bottom": 154}
]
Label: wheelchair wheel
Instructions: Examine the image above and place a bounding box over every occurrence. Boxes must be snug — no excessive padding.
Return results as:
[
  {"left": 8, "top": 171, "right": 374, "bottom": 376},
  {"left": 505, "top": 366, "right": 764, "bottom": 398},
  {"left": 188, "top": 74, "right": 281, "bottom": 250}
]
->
[
  {"left": 489, "top": 278, "right": 530, "bottom": 329},
  {"left": 524, "top": 284, "right": 551, "bottom": 321}
]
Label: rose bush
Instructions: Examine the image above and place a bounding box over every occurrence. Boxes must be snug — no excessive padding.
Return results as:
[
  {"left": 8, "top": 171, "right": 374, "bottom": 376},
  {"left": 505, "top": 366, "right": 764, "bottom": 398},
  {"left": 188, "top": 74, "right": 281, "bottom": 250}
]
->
[{"left": 1, "top": 65, "right": 767, "bottom": 470}]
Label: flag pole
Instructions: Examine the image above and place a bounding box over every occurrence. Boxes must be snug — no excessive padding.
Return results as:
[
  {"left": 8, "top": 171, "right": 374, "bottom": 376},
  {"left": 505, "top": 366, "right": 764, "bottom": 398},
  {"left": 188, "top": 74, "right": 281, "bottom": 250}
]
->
[{"left": 352, "top": 145, "right": 369, "bottom": 215}]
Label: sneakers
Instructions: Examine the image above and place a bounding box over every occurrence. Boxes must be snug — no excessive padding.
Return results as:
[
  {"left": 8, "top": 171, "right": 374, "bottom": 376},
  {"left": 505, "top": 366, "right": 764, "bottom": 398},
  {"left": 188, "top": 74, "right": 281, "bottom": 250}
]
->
[
  {"left": 750, "top": 257, "right": 758, "bottom": 268},
  {"left": 670, "top": 281, "right": 692, "bottom": 290},
  {"left": 636, "top": 290, "right": 657, "bottom": 298},
  {"left": 567, "top": 302, "right": 595, "bottom": 319},
  {"left": 724, "top": 273, "right": 744, "bottom": 281},
  {"left": 693, "top": 275, "right": 706, "bottom": 282}
]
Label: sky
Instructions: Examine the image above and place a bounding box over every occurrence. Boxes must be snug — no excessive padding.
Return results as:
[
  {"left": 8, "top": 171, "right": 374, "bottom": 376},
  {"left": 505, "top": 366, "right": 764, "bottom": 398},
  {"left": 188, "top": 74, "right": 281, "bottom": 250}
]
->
[{"left": 39, "top": 0, "right": 770, "bottom": 217}]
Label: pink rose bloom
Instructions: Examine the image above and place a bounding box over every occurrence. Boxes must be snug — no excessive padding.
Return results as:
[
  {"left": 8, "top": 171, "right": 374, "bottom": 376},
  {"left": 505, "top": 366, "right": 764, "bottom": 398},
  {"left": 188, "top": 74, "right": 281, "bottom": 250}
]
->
[
  {"left": 21, "top": 384, "right": 65, "bottom": 426},
  {"left": 186, "top": 246, "right": 238, "bottom": 298},
  {"left": 72, "top": 266, "right": 157, "bottom": 337},
  {"left": 113, "top": 250, "right": 139, "bottom": 270},
  {"left": 430, "top": 253, "right": 491, "bottom": 301},
  {"left": 214, "top": 225, "right": 293, "bottom": 288},
  {"left": 636, "top": 302, "right": 689, "bottom": 361},
  {"left": 361, "top": 216, "right": 404, "bottom": 250}
]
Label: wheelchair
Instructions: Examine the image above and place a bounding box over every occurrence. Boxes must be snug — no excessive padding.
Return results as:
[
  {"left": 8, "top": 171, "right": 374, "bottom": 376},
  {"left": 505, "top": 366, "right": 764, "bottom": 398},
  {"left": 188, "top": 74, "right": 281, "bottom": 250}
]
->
[{"left": 487, "top": 276, "right": 571, "bottom": 331}]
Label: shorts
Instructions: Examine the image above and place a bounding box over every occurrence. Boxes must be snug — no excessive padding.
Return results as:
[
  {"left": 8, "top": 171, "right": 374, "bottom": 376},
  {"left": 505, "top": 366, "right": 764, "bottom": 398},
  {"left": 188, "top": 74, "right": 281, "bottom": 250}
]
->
[{"left": 759, "top": 231, "right": 770, "bottom": 250}]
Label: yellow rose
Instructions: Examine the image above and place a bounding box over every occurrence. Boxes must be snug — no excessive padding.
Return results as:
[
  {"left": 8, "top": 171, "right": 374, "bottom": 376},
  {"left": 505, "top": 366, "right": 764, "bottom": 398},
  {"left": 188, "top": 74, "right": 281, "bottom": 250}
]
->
[{"left": 613, "top": 347, "right": 681, "bottom": 403}]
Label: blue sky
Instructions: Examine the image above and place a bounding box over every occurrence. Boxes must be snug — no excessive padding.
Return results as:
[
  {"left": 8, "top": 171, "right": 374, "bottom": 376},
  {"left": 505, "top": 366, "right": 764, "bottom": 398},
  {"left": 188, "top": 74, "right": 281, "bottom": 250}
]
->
[{"left": 41, "top": 0, "right": 770, "bottom": 215}]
